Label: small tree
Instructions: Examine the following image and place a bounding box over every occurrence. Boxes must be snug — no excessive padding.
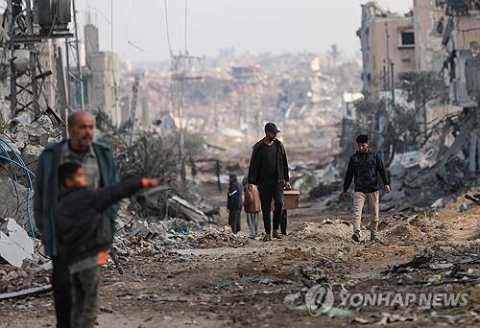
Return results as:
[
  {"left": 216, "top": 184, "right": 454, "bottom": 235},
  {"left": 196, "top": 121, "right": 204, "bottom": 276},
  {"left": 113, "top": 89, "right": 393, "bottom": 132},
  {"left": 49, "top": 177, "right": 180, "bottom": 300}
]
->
[{"left": 343, "top": 71, "right": 449, "bottom": 167}]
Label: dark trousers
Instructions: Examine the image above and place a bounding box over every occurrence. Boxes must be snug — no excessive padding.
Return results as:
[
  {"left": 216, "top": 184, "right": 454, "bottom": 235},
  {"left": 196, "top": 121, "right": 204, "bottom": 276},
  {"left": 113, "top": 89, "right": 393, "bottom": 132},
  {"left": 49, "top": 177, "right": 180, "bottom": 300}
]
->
[
  {"left": 71, "top": 266, "right": 101, "bottom": 328},
  {"left": 52, "top": 256, "right": 72, "bottom": 328},
  {"left": 228, "top": 209, "right": 241, "bottom": 233},
  {"left": 258, "top": 182, "right": 284, "bottom": 234},
  {"left": 280, "top": 210, "right": 288, "bottom": 235}
]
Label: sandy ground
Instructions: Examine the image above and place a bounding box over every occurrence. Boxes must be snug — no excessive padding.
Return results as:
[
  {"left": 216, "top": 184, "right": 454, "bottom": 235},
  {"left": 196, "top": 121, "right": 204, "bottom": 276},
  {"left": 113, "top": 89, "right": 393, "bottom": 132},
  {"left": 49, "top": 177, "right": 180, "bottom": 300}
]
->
[{"left": 2, "top": 193, "right": 480, "bottom": 328}]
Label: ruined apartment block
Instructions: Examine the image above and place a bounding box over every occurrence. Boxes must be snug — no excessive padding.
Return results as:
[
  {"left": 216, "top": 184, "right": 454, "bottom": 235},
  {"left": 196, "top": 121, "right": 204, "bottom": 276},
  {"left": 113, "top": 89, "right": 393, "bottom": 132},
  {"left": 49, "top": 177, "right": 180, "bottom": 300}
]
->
[
  {"left": 443, "top": 0, "right": 480, "bottom": 109},
  {"left": 358, "top": 0, "right": 445, "bottom": 97}
]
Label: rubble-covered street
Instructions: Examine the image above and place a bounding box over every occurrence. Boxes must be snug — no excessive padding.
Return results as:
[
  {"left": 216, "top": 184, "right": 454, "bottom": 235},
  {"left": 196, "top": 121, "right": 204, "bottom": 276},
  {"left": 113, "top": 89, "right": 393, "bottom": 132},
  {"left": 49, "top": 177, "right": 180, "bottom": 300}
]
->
[
  {"left": 4, "top": 0, "right": 480, "bottom": 327},
  {"left": 3, "top": 181, "right": 480, "bottom": 327}
]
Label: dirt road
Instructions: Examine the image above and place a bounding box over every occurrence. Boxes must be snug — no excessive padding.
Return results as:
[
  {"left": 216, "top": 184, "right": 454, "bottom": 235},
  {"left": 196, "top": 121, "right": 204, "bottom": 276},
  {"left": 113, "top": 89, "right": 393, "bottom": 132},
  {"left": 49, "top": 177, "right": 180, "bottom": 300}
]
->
[{"left": 2, "top": 199, "right": 480, "bottom": 327}]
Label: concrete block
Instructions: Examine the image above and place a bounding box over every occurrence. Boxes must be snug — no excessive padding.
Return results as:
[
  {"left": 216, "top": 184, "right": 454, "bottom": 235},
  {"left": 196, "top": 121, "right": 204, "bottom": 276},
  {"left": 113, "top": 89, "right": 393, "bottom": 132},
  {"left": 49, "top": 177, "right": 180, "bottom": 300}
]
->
[{"left": 0, "top": 218, "right": 34, "bottom": 267}]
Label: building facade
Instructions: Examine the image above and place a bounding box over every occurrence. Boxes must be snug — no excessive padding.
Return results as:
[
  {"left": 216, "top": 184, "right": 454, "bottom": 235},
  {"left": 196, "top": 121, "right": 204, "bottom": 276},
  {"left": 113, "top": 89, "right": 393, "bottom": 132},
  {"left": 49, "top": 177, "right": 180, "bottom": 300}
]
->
[
  {"left": 442, "top": 0, "right": 480, "bottom": 108},
  {"left": 358, "top": 0, "right": 446, "bottom": 96}
]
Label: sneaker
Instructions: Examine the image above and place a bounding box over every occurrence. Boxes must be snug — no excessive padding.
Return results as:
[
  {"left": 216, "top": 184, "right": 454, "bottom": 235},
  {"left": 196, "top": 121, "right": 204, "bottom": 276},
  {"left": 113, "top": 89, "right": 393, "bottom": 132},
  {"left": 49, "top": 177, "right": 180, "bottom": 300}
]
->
[
  {"left": 272, "top": 230, "right": 282, "bottom": 239},
  {"left": 262, "top": 234, "right": 272, "bottom": 241},
  {"left": 351, "top": 230, "right": 361, "bottom": 242},
  {"left": 370, "top": 233, "right": 382, "bottom": 243}
]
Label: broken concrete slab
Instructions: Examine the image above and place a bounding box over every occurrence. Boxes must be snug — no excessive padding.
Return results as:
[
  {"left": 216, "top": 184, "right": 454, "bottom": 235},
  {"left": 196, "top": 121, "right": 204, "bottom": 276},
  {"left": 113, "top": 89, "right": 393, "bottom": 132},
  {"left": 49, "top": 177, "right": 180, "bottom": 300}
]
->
[
  {"left": 431, "top": 198, "right": 445, "bottom": 208},
  {"left": 169, "top": 195, "right": 209, "bottom": 223},
  {"left": 0, "top": 176, "right": 29, "bottom": 227},
  {"left": 0, "top": 218, "right": 34, "bottom": 267},
  {"left": 24, "top": 115, "right": 54, "bottom": 146},
  {"left": 21, "top": 144, "right": 44, "bottom": 173}
]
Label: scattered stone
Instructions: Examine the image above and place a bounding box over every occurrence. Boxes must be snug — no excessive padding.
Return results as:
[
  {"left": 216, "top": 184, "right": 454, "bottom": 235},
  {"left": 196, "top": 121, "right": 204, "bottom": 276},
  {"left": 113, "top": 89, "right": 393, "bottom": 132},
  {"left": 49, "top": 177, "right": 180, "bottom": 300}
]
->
[{"left": 284, "top": 292, "right": 302, "bottom": 305}]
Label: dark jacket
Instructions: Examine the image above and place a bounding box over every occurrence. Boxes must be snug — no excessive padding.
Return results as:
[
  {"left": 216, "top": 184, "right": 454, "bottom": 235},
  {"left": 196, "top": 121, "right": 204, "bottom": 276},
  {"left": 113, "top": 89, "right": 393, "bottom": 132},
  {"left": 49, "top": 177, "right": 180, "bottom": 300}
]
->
[
  {"left": 343, "top": 150, "right": 390, "bottom": 193},
  {"left": 55, "top": 178, "right": 142, "bottom": 264},
  {"left": 247, "top": 139, "right": 289, "bottom": 186},
  {"left": 227, "top": 179, "right": 243, "bottom": 210},
  {"left": 34, "top": 140, "right": 119, "bottom": 257}
]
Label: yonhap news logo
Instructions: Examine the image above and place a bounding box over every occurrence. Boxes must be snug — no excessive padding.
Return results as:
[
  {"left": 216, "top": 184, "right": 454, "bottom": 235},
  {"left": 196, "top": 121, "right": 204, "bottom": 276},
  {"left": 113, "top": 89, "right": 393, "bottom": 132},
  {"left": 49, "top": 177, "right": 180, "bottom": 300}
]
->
[
  {"left": 305, "top": 284, "right": 468, "bottom": 316},
  {"left": 305, "top": 284, "right": 335, "bottom": 316}
]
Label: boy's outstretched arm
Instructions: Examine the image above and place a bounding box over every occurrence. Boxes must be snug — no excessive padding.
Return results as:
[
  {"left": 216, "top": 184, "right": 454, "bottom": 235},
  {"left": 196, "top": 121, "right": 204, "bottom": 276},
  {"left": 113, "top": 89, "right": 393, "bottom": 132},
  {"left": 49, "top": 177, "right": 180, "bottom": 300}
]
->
[{"left": 93, "top": 177, "right": 160, "bottom": 211}]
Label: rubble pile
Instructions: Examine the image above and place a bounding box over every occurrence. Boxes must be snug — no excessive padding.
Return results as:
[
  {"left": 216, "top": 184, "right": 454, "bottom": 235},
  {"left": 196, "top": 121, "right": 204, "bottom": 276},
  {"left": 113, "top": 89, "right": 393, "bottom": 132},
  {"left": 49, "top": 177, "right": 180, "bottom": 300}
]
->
[
  {"left": 114, "top": 209, "right": 247, "bottom": 254},
  {"left": 290, "top": 160, "right": 341, "bottom": 201},
  {"left": 0, "top": 115, "right": 224, "bottom": 299}
]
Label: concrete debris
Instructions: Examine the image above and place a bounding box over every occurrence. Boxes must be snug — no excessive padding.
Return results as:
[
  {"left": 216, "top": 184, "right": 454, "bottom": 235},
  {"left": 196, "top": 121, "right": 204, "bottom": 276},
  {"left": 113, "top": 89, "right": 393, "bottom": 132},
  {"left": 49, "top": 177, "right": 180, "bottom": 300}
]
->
[
  {"left": 430, "top": 311, "right": 480, "bottom": 324},
  {"left": 247, "top": 278, "right": 293, "bottom": 285},
  {"left": 327, "top": 307, "right": 355, "bottom": 318},
  {"left": 0, "top": 218, "right": 34, "bottom": 268},
  {"left": 21, "top": 144, "right": 44, "bottom": 173},
  {"left": 378, "top": 313, "right": 417, "bottom": 324},
  {"left": 293, "top": 161, "right": 341, "bottom": 197},
  {"left": 169, "top": 195, "right": 210, "bottom": 223},
  {"left": 186, "top": 228, "right": 248, "bottom": 249},
  {"left": 7, "top": 115, "right": 57, "bottom": 150},
  {"left": 23, "top": 115, "right": 54, "bottom": 146},
  {"left": 431, "top": 198, "right": 445, "bottom": 208},
  {"left": 0, "top": 176, "right": 29, "bottom": 227},
  {"left": 128, "top": 222, "right": 165, "bottom": 241},
  {"left": 283, "top": 292, "right": 302, "bottom": 305}
]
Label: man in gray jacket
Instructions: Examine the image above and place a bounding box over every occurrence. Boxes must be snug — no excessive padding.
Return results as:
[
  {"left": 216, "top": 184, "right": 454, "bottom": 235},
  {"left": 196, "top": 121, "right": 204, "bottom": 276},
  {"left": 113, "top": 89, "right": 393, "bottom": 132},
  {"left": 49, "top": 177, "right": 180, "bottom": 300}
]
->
[{"left": 34, "top": 111, "right": 119, "bottom": 328}]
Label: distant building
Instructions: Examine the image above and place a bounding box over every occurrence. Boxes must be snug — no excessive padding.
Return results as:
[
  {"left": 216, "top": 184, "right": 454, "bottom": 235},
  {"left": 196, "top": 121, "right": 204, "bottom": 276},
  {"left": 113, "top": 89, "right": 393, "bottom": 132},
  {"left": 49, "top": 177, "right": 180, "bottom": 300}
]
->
[
  {"left": 358, "top": 0, "right": 445, "bottom": 96},
  {"left": 442, "top": 0, "right": 480, "bottom": 108},
  {"left": 68, "top": 22, "right": 123, "bottom": 125},
  {"left": 342, "top": 92, "right": 364, "bottom": 119},
  {"left": 218, "top": 47, "right": 235, "bottom": 61},
  {"left": 85, "top": 51, "right": 121, "bottom": 124},
  {"left": 230, "top": 66, "right": 260, "bottom": 81}
]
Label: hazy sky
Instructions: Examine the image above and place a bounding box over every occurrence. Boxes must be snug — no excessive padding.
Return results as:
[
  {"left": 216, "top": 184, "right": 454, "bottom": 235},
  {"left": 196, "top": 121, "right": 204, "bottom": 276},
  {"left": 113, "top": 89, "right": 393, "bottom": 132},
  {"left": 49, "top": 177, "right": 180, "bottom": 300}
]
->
[{"left": 77, "top": 0, "right": 412, "bottom": 62}]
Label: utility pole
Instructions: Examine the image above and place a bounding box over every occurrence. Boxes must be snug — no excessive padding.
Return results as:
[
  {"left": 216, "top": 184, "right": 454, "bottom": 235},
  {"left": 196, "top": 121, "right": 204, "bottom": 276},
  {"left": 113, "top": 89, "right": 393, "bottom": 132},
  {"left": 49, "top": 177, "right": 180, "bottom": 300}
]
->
[
  {"left": 2, "top": 0, "right": 72, "bottom": 127},
  {"left": 7, "top": 0, "right": 54, "bottom": 121},
  {"left": 391, "top": 62, "right": 396, "bottom": 113},
  {"left": 170, "top": 52, "right": 204, "bottom": 185},
  {"left": 66, "top": 0, "right": 84, "bottom": 114},
  {"left": 25, "top": 0, "right": 39, "bottom": 118},
  {"left": 128, "top": 73, "right": 142, "bottom": 145},
  {"left": 7, "top": 0, "right": 15, "bottom": 116}
]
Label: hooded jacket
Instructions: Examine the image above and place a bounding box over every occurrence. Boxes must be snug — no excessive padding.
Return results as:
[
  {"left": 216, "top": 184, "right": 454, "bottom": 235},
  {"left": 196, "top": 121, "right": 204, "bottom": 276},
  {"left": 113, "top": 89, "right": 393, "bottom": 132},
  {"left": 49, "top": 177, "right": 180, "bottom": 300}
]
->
[{"left": 227, "top": 176, "right": 243, "bottom": 210}]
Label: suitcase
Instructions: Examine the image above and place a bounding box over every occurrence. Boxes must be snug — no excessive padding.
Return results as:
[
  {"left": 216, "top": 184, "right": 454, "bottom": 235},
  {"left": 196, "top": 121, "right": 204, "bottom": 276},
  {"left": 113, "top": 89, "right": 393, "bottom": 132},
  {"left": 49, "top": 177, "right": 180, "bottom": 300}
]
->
[{"left": 271, "top": 190, "right": 300, "bottom": 210}]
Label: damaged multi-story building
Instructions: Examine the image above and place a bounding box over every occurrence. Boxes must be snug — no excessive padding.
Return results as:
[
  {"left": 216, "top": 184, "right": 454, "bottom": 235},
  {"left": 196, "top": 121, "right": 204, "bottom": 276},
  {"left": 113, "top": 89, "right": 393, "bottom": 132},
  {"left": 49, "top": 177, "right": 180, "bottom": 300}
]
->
[
  {"left": 356, "top": 0, "right": 459, "bottom": 150},
  {"left": 442, "top": 0, "right": 480, "bottom": 109},
  {"left": 358, "top": 0, "right": 445, "bottom": 96},
  {"left": 441, "top": 0, "right": 480, "bottom": 173},
  {"left": 68, "top": 20, "right": 124, "bottom": 126}
]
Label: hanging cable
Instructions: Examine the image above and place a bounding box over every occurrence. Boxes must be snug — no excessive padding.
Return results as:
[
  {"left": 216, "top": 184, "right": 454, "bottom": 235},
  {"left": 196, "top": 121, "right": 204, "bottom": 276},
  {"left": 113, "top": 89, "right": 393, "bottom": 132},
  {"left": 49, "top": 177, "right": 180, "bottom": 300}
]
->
[
  {"left": 164, "top": 0, "right": 173, "bottom": 56},
  {"left": 184, "top": 0, "right": 188, "bottom": 54},
  {"left": 0, "top": 139, "right": 36, "bottom": 238}
]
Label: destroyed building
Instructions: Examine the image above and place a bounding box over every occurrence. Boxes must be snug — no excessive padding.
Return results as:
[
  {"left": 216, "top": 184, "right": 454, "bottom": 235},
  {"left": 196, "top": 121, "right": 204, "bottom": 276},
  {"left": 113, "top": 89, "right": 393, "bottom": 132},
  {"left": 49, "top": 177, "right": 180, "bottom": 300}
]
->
[
  {"left": 67, "top": 21, "right": 124, "bottom": 126},
  {"left": 353, "top": 0, "right": 460, "bottom": 153},
  {"left": 358, "top": 0, "right": 445, "bottom": 95},
  {"left": 442, "top": 0, "right": 480, "bottom": 109}
]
